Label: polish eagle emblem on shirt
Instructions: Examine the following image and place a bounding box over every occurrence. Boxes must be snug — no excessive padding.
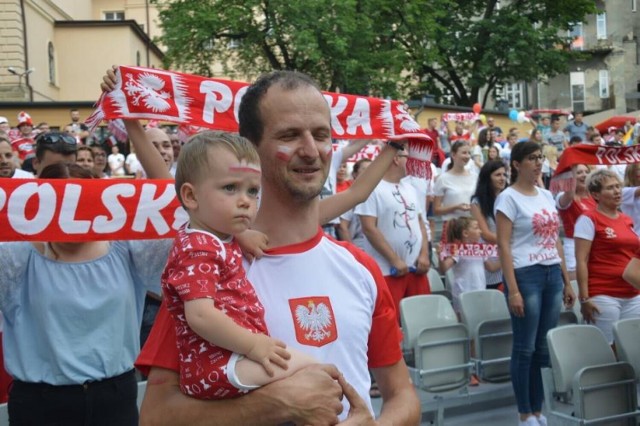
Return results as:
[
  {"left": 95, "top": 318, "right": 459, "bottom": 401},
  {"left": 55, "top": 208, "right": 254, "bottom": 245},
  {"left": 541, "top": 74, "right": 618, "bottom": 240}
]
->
[{"left": 289, "top": 297, "right": 337, "bottom": 347}]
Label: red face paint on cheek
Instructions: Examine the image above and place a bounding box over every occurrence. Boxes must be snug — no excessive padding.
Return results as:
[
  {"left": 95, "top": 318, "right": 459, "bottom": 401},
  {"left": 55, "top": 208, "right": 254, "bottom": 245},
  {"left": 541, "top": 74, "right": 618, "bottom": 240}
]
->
[{"left": 276, "top": 146, "right": 293, "bottom": 162}]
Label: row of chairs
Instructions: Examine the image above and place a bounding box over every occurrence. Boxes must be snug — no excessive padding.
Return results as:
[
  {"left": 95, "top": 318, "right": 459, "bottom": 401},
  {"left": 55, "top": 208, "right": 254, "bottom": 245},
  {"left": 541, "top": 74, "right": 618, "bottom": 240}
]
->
[{"left": 543, "top": 321, "right": 640, "bottom": 425}]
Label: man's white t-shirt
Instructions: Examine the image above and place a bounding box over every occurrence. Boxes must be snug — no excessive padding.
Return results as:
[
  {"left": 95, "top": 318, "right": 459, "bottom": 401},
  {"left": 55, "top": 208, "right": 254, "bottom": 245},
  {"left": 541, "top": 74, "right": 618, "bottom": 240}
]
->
[
  {"left": 125, "top": 153, "right": 144, "bottom": 177},
  {"left": 494, "top": 186, "right": 561, "bottom": 269},
  {"left": 355, "top": 179, "right": 425, "bottom": 275},
  {"left": 12, "top": 169, "right": 33, "bottom": 179},
  {"left": 107, "top": 152, "right": 125, "bottom": 176}
]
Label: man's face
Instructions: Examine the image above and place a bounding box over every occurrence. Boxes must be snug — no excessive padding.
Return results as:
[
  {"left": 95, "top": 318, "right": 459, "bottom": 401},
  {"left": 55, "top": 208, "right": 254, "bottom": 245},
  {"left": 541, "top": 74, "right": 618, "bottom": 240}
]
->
[
  {"left": 575, "top": 113, "right": 583, "bottom": 123},
  {"left": 487, "top": 118, "right": 495, "bottom": 128},
  {"left": 552, "top": 120, "right": 560, "bottom": 131},
  {"left": 542, "top": 117, "right": 550, "bottom": 126},
  {"left": 146, "top": 128, "right": 174, "bottom": 170},
  {"left": 34, "top": 151, "right": 77, "bottom": 176},
  {"left": 0, "top": 122, "right": 9, "bottom": 133},
  {"left": 170, "top": 134, "right": 181, "bottom": 160},
  {"left": 256, "top": 84, "right": 332, "bottom": 203},
  {"left": 428, "top": 119, "right": 437, "bottom": 130},
  {"left": 0, "top": 141, "right": 16, "bottom": 177},
  {"left": 18, "top": 124, "right": 32, "bottom": 136},
  {"left": 71, "top": 110, "right": 80, "bottom": 123}
]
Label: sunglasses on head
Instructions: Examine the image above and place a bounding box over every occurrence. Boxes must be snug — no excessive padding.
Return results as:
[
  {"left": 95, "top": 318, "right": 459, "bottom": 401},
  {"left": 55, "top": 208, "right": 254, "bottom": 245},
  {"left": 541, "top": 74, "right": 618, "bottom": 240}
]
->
[{"left": 36, "top": 132, "right": 78, "bottom": 146}]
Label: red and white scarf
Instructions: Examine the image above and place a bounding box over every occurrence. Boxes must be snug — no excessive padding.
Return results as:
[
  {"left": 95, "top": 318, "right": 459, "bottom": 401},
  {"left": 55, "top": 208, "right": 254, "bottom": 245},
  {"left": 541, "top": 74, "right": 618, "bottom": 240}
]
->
[
  {"left": 551, "top": 144, "right": 640, "bottom": 192},
  {"left": 86, "top": 66, "right": 434, "bottom": 177},
  {"left": 441, "top": 112, "right": 478, "bottom": 123}
]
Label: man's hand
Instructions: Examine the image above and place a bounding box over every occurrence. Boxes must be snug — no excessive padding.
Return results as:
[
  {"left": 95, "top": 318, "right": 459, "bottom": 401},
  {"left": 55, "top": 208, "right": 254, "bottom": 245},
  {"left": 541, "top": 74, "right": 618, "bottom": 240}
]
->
[
  {"left": 337, "top": 374, "right": 377, "bottom": 425},
  {"left": 246, "top": 335, "right": 290, "bottom": 376},
  {"left": 260, "top": 364, "right": 344, "bottom": 425},
  {"left": 414, "top": 254, "right": 430, "bottom": 275}
]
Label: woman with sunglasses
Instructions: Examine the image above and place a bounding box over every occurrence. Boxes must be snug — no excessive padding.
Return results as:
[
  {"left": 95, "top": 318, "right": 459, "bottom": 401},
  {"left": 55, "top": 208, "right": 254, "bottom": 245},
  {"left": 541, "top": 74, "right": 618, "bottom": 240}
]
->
[
  {"left": 495, "top": 141, "right": 575, "bottom": 426},
  {"left": 0, "top": 162, "right": 171, "bottom": 425}
]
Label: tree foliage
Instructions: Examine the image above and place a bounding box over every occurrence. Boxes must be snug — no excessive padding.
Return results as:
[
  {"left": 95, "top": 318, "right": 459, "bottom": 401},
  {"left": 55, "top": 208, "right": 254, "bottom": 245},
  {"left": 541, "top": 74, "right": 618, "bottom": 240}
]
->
[{"left": 152, "top": 0, "right": 598, "bottom": 104}]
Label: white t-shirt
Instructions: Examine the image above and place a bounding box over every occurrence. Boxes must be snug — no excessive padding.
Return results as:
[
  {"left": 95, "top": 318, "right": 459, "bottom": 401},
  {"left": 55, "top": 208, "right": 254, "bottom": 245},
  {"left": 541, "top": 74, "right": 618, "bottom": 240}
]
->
[
  {"left": 621, "top": 187, "right": 640, "bottom": 235},
  {"left": 320, "top": 149, "right": 344, "bottom": 225},
  {"left": 243, "top": 230, "right": 400, "bottom": 419},
  {"left": 433, "top": 171, "right": 478, "bottom": 221},
  {"left": 494, "top": 186, "right": 561, "bottom": 269},
  {"left": 107, "top": 152, "right": 125, "bottom": 176},
  {"left": 125, "top": 153, "right": 144, "bottom": 176},
  {"left": 450, "top": 256, "right": 486, "bottom": 312},
  {"left": 355, "top": 179, "right": 425, "bottom": 275},
  {"left": 340, "top": 209, "right": 367, "bottom": 250},
  {"left": 12, "top": 169, "right": 34, "bottom": 179},
  {"left": 403, "top": 175, "right": 432, "bottom": 241}
]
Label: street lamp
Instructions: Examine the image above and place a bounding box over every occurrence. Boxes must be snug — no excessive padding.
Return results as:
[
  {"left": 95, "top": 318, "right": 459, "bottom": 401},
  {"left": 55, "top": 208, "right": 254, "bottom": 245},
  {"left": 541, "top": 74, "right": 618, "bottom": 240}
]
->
[{"left": 7, "top": 67, "right": 34, "bottom": 87}]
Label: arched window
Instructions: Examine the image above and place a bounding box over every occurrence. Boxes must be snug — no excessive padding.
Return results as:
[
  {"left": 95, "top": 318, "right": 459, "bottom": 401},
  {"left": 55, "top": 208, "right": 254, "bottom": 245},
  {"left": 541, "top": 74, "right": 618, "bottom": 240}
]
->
[{"left": 48, "top": 42, "right": 55, "bottom": 84}]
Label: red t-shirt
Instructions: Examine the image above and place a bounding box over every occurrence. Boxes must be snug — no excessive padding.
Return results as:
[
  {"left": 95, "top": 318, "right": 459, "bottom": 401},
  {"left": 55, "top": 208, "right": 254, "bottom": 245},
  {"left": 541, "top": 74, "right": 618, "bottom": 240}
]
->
[
  {"left": 576, "top": 210, "right": 640, "bottom": 298},
  {"left": 557, "top": 195, "right": 597, "bottom": 238},
  {"left": 10, "top": 138, "right": 35, "bottom": 161},
  {"left": 449, "top": 132, "right": 470, "bottom": 143}
]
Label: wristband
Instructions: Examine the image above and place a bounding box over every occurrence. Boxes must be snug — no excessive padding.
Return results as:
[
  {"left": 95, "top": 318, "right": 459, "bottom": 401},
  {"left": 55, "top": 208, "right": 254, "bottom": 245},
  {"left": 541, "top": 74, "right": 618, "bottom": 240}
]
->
[
  {"left": 579, "top": 297, "right": 590, "bottom": 304},
  {"left": 387, "top": 141, "right": 405, "bottom": 151},
  {"left": 508, "top": 292, "right": 521, "bottom": 299}
]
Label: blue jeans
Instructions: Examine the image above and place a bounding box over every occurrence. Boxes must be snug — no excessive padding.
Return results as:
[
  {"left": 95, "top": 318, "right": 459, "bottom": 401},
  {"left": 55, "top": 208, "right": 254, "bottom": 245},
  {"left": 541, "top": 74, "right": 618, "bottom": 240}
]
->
[{"left": 506, "top": 264, "right": 563, "bottom": 414}]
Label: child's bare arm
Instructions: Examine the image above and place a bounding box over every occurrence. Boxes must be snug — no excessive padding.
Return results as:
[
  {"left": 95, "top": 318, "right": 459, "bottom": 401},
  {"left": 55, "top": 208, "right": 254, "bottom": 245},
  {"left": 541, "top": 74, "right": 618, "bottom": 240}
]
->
[
  {"left": 184, "top": 299, "right": 290, "bottom": 376},
  {"left": 236, "top": 230, "right": 269, "bottom": 261},
  {"left": 318, "top": 142, "right": 404, "bottom": 224}
]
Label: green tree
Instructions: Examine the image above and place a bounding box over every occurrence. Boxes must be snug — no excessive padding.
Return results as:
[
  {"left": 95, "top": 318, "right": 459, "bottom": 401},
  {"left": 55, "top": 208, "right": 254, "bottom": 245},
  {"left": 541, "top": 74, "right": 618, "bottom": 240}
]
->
[
  {"left": 151, "top": 0, "right": 409, "bottom": 96},
  {"left": 394, "top": 0, "right": 598, "bottom": 106}
]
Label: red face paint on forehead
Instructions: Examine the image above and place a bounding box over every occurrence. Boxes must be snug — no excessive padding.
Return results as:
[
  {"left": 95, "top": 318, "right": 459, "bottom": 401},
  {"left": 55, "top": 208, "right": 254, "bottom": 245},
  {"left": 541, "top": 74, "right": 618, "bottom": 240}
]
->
[{"left": 228, "top": 166, "right": 261, "bottom": 174}]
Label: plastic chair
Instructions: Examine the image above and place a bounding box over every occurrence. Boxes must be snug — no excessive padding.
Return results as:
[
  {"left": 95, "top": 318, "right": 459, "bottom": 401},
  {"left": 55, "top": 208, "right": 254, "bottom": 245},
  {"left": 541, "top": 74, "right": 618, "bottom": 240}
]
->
[
  {"left": 542, "top": 325, "right": 640, "bottom": 425},
  {"left": 459, "top": 290, "right": 512, "bottom": 382},
  {"left": 427, "top": 268, "right": 452, "bottom": 301},
  {"left": 613, "top": 318, "right": 640, "bottom": 380}
]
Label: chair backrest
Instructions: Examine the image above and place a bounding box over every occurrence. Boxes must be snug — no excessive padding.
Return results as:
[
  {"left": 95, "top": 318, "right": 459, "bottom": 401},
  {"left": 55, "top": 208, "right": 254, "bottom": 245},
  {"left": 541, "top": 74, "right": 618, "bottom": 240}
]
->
[
  {"left": 547, "top": 325, "right": 616, "bottom": 394},
  {"left": 427, "top": 268, "right": 445, "bottom": 292},
  {"left": 415, "top": 324, "right": 470, "bottom": 392},
  {"left": 459, "top": 290, "right": 509, "bottom": 340},
  {"left": 400, "top": 295, "right": 458, "bottom": 352},
  {"left": 613, "top": 318, "right": 640, "bottom": 379}
]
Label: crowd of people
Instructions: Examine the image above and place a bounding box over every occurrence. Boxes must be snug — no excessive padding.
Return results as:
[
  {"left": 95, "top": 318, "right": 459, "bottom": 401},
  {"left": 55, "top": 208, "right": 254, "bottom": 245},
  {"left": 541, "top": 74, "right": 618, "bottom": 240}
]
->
[{"left": 1, "top": 70, "right": 640, "bottom": 426}]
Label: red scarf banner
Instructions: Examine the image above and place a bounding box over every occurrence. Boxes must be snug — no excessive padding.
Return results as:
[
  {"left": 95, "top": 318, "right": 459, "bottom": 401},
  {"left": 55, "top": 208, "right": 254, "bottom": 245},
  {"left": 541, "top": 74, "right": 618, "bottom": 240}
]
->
[
  {"left": 441, "top": 112, "right": 478, "bottom": 123},
  {"left": 551, "top": 144, "right": 640, "bottom": 192},
  {"left": 86, "top": 66, "right": 433, "bottom": 171},
  {"left": 0, "top": 178, "right": 186, "bottom": 242}
]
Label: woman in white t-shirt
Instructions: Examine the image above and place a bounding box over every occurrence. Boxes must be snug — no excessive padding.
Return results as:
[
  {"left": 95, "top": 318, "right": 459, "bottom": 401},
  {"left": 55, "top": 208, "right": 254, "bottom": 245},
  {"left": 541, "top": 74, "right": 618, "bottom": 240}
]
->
[
  {"left": 495, "top": 141, "right": 575, "bottom": 426},
  {"left": 433, "top": 141, "right": 478, "bottom": 242},
  {"left": 621, "top": 163, "right": 640, "bottom": 235}
]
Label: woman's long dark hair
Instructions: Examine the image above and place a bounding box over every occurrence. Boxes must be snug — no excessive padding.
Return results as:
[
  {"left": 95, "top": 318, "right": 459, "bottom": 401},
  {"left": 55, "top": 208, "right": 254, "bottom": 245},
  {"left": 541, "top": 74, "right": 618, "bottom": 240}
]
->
[{"left": 472, "top": 160, "right": 505, "bottom": 221}]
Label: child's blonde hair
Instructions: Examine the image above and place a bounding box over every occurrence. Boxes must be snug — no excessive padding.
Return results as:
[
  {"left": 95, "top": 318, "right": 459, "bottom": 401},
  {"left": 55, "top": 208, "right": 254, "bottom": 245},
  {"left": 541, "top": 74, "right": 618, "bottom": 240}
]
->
[
  {"left": 175, "top": 131, "right": 260, "bottom": 208},
  {"left": 446, "top": 217, "right": 475, "bottom": 243}
]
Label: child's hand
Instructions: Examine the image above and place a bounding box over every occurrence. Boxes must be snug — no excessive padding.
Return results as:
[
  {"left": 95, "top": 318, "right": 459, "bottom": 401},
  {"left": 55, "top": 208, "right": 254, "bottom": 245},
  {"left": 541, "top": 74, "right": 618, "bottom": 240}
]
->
[
  {"left": 246, "top": 335, "right": 291, "bottom": 377},
  {"left": 237, "top": 230, "right": 269, "bottom": 262}
]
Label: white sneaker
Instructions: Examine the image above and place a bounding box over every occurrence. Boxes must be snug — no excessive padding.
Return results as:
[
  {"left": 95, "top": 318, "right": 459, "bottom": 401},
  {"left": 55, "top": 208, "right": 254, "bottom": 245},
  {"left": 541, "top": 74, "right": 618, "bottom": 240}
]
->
[
  {"left": 518, "top": 416, "right": 539, "bottom": 426},
  {"left": 536, "top": 414, "right": 548, "bottom": 426}
]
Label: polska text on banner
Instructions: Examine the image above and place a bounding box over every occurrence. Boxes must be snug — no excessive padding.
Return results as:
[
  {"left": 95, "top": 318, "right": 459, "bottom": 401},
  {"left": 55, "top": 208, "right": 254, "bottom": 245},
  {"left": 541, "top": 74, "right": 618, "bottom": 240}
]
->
[
  {"left": 0, "top": 178, "right": 187, "bottom": 242},
  {"left": 87, "top": 66, "right": 430, "bottom": 143},
  {"left": 332, "top": 143, "right": 381, "bottom": 162},
  {"left": 439, "top": 242, "right": 498, "bottom": 260}
]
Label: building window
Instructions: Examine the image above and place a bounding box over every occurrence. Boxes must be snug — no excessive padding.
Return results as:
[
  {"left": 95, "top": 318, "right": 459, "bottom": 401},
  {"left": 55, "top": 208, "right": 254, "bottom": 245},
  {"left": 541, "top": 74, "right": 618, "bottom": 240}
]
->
[
  {"left": 505, "top": 82, "right": 525, "bottom": 109},
  {"left": 48, "top": 42, "right": 55, "bottom": 84},
  {"left": 570, "top": 72, "right": 585, "bottom": 112},
  {"left": 104, "top": 11, "right": 125, "bottom": 21},
  {"left": 599, "top": 70, "right": 610, "bottom": 98},
  {"left": 568, "top": 23, "right": 583, "bottom": 50},
  {"left": 596, "top": 13, "right": 607, "bottom": 39}
]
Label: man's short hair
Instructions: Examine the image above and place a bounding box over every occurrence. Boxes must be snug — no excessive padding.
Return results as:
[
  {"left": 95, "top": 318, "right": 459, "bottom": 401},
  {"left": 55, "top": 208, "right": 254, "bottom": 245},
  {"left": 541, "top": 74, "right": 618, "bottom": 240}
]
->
[
  {"left": 175, "top": 131, "right": 260, "bottom": 208},
  {"left": 34, "top": 131, "right": 78, "bottom": 161},
  {"left": 569, "top": 136, "right": 582, "bottom": 145},
  {"left": 238, "top": 71, "right": 322, "bottom": 146}
]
